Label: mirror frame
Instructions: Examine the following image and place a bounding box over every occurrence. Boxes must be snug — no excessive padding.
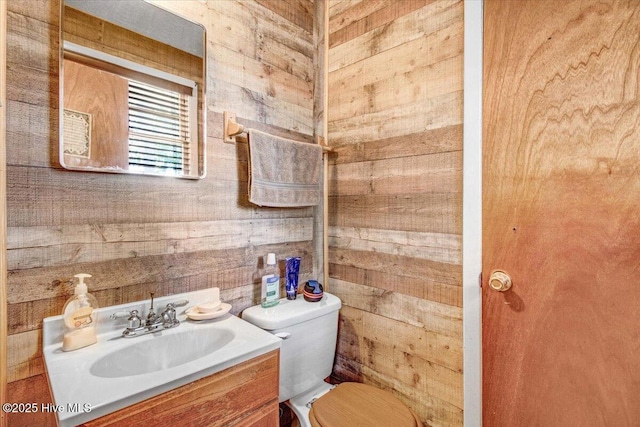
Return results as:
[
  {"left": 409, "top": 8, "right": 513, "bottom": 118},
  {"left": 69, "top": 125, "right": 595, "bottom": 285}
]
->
[{"left": 58, "top": 0, "right": 207, "bottom": 179}]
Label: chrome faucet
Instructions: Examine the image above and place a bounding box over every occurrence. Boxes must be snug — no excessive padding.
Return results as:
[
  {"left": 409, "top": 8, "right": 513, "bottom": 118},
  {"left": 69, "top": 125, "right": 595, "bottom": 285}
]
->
[
  {"left": 110, "top": 293, "right": 189, "bottom": 338},
  {"left": 146, "top": 292, "right": 159, "bottom": 326}
]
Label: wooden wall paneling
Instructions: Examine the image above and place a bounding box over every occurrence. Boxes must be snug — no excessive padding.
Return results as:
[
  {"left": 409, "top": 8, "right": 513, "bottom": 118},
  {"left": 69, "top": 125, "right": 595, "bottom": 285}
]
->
[
  {"left": 327, "top": 0, "right": 388, "bottom": 38},
  {"left": 329, "top": 1, "right": 433, "bottom": 49},
  {"left": 329, "top": 151, "right": 461, "bottom": 196},
  {"left": 329, "top": 192, "right": 462, "bottom": 233},
  {"left": 6, "top": 165, "right": 315, "bottom": 227},
  {"left": 209, "top": 12, "right": 313, "bottom": 84},
  {"left": 330, "top": 262, "right": 462, "bottom": 308},
  {"left": 7, "top": 217, "right": 314, "bottom": 270},
  {"left": 328, "top": 91, "right": 462, "bottom": 146},
  {"left": 6, "top": 0, "right": 317, "bottom": 422},
  {"left": 329, "top": 225, "right": 461, "bottom": 267},
  {"left": 328, "top": 0, "right": 462, "bottom": 73},
  {"left": 63, "top": 7, "right": 202, "bottom": 82},
  {"left": 313, "top": 0, "right": 329, "bottom": 285},
  {"left": 330, "top": 124, "right": 462, "bottom": 165},
  {"left": 6, "top": 330, "right": 42, "bottom": 384},
  {"left": 334, "top": 302, "right": 464, "bottom": 427},
  {"left": 213, "top": 1, "right": 313, "bottom": 55},
  {"left": 5, "top": 3, "right": 58, "bottom": 75},
  {"left": 328, "top": 21, "right": 461, "bottom": 99},
  {"left": 329, "top": 248, "right": 461, "bottom": 301},
  {"left": 8, "top": 240, "right": 315, "bottom": 305},
  {"left": 329, "top": 53, "right": 462, "bottom": 123},
  {"left": 255, "top": 0, "right": 314, "bottom": 35},
  {"left": 328, "top": 0, "right": 364, "bottom": 18},
  {"left": 333, "top": 278, "right": 461, "bottom": 341},
  {"left": 210, "top": 44, "right": 313, "bottom": 108},
  {"left": 5, "top": 100, "right": 55, "bottom": 169},
  {"left": 0, "top": 1, "right": 7, "bottom": 425},
  {"left": 327, "top": 0, "right": 463, "bottom": 424},
  {"left": 210, "top": 80, "right": 314, "bottom": 135}
]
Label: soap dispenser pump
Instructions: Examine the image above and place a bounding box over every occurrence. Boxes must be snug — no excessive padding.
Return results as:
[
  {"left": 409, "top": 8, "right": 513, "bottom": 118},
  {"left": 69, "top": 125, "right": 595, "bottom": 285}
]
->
[{"left": 61, "top": 273, "right": 99, "bottom": 351}]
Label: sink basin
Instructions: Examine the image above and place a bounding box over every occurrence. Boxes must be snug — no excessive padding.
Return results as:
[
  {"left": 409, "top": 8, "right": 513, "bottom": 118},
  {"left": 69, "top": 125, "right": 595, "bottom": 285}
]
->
[
  {"left": 42, "top": 287, "right": 281, "bottom": 427},
  {"left": 90, "top": 329, "right": 235, "bottom": 378}
]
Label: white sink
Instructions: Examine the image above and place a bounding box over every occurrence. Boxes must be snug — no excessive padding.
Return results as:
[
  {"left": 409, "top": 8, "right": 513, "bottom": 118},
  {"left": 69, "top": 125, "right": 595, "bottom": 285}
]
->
[
  {"left": 90, "top": 328, "right": 235, "bottom": 378},
  {"left": 42, "top": 288, "right": 280, "bottom": 427}
]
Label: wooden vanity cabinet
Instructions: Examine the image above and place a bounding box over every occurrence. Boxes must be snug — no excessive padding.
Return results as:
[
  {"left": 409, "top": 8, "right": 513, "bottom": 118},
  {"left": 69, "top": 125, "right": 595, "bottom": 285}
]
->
[{"left": 81, "top": 350, "right": 279, "bottom": 427}]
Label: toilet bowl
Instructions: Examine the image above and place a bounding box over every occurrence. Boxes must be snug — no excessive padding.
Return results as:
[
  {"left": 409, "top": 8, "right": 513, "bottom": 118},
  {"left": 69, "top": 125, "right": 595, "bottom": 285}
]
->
[{"left": 242, "top": 293, "right": 421, "bottom": 427}]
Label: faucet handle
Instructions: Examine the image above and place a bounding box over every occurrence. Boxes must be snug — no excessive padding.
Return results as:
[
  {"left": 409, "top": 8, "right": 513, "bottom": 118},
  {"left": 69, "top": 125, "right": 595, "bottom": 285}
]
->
[
  {"left": 126, "top": 310, "right": 143, "bottom": 329},
  {"left": 161, "top": 301, "right": 186, "bottom": 328},
  {"left": 109, "top": 311, "right": 132, "bottom": 320},
  {"left": 110, "top": 309, "right": 143, "bottom": 329}
]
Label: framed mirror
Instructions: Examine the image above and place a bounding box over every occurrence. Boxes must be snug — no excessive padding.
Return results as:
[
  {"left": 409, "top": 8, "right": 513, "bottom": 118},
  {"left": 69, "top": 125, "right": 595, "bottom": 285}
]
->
[{"left": 60, "top": 0, "right": 206, "bottom": 179}]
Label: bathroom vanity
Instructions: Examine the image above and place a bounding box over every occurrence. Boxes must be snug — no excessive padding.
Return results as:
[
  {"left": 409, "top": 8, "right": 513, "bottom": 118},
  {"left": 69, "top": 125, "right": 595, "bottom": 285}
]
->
[
  {"left": 80, "top": 350, "right": 279, "bottom": 426},
  {"left": 42, "top": 288, "right": 281, "bottom": 427}
]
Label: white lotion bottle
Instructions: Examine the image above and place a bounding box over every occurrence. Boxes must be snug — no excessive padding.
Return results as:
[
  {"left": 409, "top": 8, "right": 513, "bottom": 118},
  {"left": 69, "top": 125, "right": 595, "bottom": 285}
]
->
[
  {"left": 62, "top": 273, "right": 99, "bottom": 351},
  {"left": 261, "top": 253, "right": 280, "bottom": 308}
]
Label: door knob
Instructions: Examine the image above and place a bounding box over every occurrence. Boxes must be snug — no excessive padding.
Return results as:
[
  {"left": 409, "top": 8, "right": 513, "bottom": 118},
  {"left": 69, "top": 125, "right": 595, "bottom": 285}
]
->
[{"left": 489, "top": 270, "right": 512, "bottom": 292}]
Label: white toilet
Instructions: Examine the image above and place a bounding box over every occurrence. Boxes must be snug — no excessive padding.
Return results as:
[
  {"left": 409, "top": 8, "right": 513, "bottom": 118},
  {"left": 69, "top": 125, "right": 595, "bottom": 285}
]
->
[{"left": 242, "top": 292, "right": 422, "bottom": 427}]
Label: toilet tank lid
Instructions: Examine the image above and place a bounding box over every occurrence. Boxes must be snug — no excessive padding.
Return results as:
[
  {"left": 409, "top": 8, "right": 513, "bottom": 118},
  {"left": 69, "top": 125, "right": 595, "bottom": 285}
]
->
[{"left": 242, "top": 293, "right": 341, "bottom": 330}]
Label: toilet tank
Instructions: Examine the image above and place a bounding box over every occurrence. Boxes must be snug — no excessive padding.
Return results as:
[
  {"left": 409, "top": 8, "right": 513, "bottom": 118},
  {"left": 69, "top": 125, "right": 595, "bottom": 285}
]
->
[{"left": 242, "top": 293, "right": 342, "bottom": 402}]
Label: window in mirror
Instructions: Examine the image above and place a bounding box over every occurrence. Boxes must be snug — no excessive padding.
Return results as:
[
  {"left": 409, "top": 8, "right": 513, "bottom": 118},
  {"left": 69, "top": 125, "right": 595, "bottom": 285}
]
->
[{"left": 128, "top": 81, "right": 194, "bottom": 176}]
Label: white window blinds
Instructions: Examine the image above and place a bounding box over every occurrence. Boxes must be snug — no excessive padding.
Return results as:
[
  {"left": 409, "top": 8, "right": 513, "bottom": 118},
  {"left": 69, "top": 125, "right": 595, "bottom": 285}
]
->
[{"left": 128, "top": 81, "right": 192, "bottom": 175}]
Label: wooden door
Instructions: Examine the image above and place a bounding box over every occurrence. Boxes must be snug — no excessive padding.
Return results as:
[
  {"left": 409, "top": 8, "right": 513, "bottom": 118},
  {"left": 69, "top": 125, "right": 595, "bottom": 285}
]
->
[{"left": 482, "top": 1, "right": 640, "bottom": 425}]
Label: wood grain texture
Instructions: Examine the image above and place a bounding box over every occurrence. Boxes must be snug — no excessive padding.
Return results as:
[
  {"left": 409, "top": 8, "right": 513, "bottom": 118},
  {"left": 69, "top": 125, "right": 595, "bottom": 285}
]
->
[
  {"left": 5, "top": 1, "right": 316, "bottom": 423},
  {"left": 312, "top": 0, "right": 329, "bottom": 290},
  {"left": 328, "top": 0, "right": 461, "bottom": 73},
  {"left": 81, "top": 350, "right": 279, "bottom": 427},
  {"left": 329, "top": 0, "right": 433, "bottom": 49},
  {"left": 7, "top": 217, "right": 314, "bottom": 270},
  {"left": 63, "top": 7, "right": 202, "bottom": 82},
  {"left": 329, "top": 192, "right": 461, "bottom": 234},
  {"left": 483, "top": 0, "right": 640, "bottom": 425},
  {"left": 0, "top": 2, "right": 7, "bottom": 425},
  {"left": 334, "top": 302, "right": 463, "bottom": 427},
  {"left": 327, "top": 0, "right": 463, "bottom": 424},
  {"left": 6, "top": 374, "right": 56, "bottom": 427},
  {"left": 256, "top": 0, "right": 314, "bottom": 35},
  {"left": 63, "top": 60, "right": 129, "bottom": 170}
]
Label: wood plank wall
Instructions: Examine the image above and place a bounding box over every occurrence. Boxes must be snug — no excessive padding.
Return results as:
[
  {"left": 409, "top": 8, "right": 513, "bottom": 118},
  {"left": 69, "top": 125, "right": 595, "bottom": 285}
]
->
[
  {"left": 327, "top": 1, "right": 464, "bottom": 425},
  {"left": 5, "top": 1, "right": 315, "bottom": 425},
  {"left": 0, "top": 2, "right": 8, "bottom": 426}
]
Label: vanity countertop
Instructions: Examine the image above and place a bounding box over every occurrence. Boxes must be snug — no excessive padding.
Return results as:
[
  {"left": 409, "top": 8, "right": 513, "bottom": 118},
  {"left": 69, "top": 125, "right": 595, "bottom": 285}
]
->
[{"left": 42, "top": 288, "right": 281, "bottom": 427}]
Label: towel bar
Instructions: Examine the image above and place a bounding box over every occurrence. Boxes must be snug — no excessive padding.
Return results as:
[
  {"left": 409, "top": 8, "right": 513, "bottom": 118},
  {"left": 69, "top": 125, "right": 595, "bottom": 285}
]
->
[{"left": 223, "top": 111, "right": 333, "bottom": 152}]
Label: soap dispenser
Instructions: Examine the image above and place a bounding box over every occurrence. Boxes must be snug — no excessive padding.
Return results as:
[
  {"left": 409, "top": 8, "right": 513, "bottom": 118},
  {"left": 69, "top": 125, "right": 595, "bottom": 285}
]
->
[{"left": 61, "top": 273, "right": 99, "bottom": 351}]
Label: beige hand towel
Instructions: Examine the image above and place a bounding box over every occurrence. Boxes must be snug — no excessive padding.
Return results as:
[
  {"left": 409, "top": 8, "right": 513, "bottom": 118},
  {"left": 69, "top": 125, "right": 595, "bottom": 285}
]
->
[{"left": 247, "top": 129, "right": 322, "bottom": 207}]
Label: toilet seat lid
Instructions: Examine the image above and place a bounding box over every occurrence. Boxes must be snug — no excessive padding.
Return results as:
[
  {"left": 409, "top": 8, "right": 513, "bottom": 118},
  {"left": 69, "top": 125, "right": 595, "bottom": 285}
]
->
[{"left": 309, "top": 382, "right": 421, "bottom": 427}]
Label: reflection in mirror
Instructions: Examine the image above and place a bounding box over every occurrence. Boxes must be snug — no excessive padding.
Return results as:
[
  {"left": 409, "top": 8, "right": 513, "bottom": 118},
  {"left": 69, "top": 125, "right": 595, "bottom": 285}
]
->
[{"left": 60, "top": 0, "right": 206, "bottom": 178}]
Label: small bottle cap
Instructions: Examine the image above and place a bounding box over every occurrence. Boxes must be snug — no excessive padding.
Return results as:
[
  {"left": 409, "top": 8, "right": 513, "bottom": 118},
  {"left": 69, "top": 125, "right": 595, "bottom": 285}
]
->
[{"left": 266, "top": 253, "right": 276, "bottom": 266}]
